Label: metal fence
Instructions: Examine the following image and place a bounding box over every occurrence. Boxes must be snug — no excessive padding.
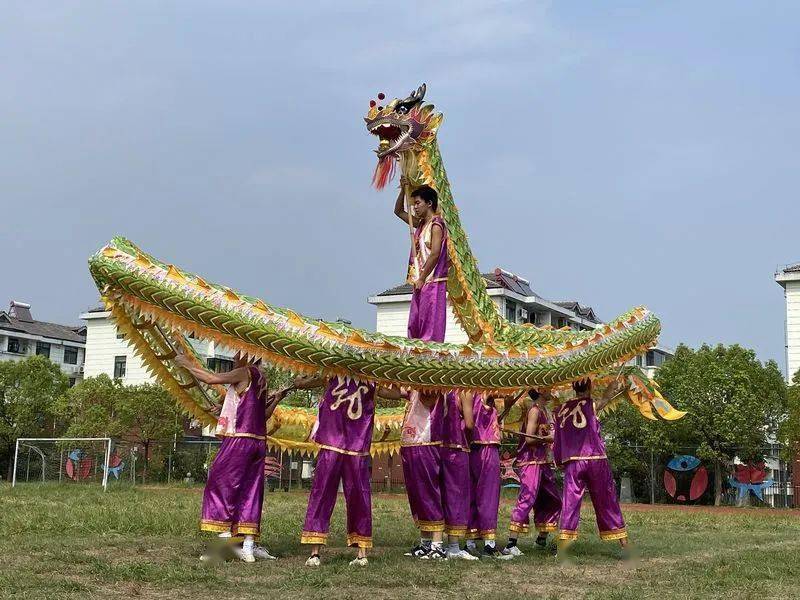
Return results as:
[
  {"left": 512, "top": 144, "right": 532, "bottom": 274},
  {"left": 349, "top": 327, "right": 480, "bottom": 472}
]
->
[
  {"left": 601, "top": 444, "right": 795, "bottom": 508},
  {"left": 10, "top": 437, "right": 796, "bottom": 508}
]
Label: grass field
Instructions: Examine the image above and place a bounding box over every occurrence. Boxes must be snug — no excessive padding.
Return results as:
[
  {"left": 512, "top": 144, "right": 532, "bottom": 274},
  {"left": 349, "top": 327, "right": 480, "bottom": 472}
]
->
[{"left": 1, "top": 484, "right": 799, "bottom": 600}]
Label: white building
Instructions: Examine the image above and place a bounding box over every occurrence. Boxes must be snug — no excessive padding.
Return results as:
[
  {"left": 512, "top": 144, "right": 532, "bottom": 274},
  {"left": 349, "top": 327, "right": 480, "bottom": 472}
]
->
[
  {"left": 80, "top": 307, "right": 236, "bottom": 385},
  {"left": 369, "top": 268, "right": 603, "bottom": 344},
  {"left": 630, "top": 346, "right": 674, "bottom": 379},
  {"left": 775, "top": 263, "right": 800, "bottom": 381},
  {"left": 369, "top": 267, "right": 672, "bottom": 372},
  {"left": 0, "top": 301, "right": 86, "bottom": 386}
]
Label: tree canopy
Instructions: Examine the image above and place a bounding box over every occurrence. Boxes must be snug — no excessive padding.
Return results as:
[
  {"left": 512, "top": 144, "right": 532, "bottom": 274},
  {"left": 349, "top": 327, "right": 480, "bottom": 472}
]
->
[
  {"left": 0, "top": 356, "right": 69, "bottom": 477},
  {"left": 604, "top": 343, "right": 787, "bottom": 505}
]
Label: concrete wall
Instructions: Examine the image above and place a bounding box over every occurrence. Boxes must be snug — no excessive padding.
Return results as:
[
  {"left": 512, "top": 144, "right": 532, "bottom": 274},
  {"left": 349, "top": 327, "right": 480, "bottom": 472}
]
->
[
  {"left": 82, "top": 313, "right": 154, "bottom": 384},
  {"left": 786, "top": 280, "right": 800, "bottom": 381}
]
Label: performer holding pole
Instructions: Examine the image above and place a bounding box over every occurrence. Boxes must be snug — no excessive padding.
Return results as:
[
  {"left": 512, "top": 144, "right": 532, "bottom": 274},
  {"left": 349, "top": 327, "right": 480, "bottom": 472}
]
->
[
  {"left": 176, "top": 352, "right": 283, "bottom": 563},
  {"left": 439, "top": 390, "right": 478, "bottom": 560},
  {"left": 503, "top": 389, "right": 561, "bottom": 556},
  {"left": 466, "top": 393, "right": 512, "bottom": 560},
  {"left": 554, "top": 378, "right": 630, "bottom": 559},
  {"left": 288, "top": 373, "right": 401, "bottom": 567},
  {"left": 400, "top": 390, "right": 447, "bottom": 559},
  {"left": 394, "top": 181, "right": 448, "bottom": 342}
]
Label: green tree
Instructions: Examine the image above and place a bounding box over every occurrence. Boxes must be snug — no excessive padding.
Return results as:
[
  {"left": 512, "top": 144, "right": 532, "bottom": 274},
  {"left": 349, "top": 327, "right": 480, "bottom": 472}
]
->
[
  {"left": 60, "top": 376, "right": 184, "bottom": 482},
  {"left": 656, "top": 344, "right": 786, "bottom": 505},
  {"left": 0, "top": 355, "right": 69, "bottom": 478},
  {"left": 602, "top": 401, "right": 685, "bottom": 501},
  {"left": 115, "top": 383, "right": 182, "bottom": 481},
  {"left": 58, "top": 374, "right": 124, "bottom": 438}
]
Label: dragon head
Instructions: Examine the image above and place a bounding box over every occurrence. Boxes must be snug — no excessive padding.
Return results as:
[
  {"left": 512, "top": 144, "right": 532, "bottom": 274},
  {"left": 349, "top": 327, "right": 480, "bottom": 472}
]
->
[{"left": 365, "top": 83, "right": 443, "bottom": 189}]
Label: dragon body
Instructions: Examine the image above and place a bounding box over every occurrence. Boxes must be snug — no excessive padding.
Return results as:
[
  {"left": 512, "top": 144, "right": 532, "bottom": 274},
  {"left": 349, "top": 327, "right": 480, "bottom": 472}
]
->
[{"left": 88, "top": 85, "right": 679, "bottom": 456}]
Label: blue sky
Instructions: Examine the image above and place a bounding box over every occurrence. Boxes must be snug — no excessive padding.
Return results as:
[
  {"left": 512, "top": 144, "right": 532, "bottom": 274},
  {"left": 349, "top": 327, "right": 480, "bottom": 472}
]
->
[{"left": 2, "top": 1, "right": 799, "bottom": 371}]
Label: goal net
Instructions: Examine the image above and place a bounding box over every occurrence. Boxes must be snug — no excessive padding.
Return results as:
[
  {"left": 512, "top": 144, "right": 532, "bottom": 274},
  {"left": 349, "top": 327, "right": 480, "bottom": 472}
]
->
[{"left": 12, "top": 438, "right": 114, "bottom": 490}]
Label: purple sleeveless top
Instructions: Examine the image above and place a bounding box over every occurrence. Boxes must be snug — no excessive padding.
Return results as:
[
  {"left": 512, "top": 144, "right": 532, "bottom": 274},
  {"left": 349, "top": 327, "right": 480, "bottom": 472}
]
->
[
  {"left": 401, "top": 391, "right": 443, "bottom": 446},
  {"left": 470, "top": 394, "right": 501, "bottom": 446},
  {"left": 515, "top": 406, "right": 552, "bottom": 466},
  {"left": 442, "top": 391, "right": 469, "bottom": 451},
  {"left": 215, "top": 365, "right": 267, "bottom": 438},
  {"left": 311, "top": 376, "right": 376, "bottom": 455},
  {"left": 408, "top": 215, "right": 449, "bottom": 284},
  {"left": 553, "top": 396, "right": 607, "bottom": 466}
]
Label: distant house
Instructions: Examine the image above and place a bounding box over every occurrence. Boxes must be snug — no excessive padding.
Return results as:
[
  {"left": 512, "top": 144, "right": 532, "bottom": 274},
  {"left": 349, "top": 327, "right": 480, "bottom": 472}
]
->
[{"left": 0, "top": 301, "right": 86, "bottom": 386}]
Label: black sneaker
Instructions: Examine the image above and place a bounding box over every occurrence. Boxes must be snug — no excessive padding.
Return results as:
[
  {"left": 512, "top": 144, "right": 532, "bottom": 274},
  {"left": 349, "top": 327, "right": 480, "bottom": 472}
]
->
[
  {"left": 535, "top": 534, "right": 548, "bottom": 548},
  {"left": 404, "top": 544, "right": 428, "bottom": 558},
  {"left": 481, "top": 544, "right": 514, "bottom": 560},
  {"left": 420, "top": 546, "right": 448, "bottom": 560}
]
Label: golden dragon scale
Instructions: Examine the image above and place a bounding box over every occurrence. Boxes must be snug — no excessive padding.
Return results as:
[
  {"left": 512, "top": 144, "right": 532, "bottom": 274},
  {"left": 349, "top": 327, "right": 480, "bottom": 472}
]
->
[{"left": 88, "top": 85, "right": 676, "bottom": 456}]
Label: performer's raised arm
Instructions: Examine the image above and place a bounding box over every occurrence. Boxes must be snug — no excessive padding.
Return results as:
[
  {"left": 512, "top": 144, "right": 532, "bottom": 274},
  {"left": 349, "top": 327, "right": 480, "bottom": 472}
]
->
[
  {"left": 596, "top": 378, "right": 626, "bottom": 412},
  {"left": 264, "top": 388, "right": 290, "bottom": 421},
  {"left": 292, "top": 373, "right": 327, "bottom": 390},
  {"left": 175, "top": 353, "right": 249, "bottom": 387},
  {"left": 394, "top": 177, "right": 418, "bottom": 226},
  {"left": 376, "top": 385, "right": 405, "bottom": 401}
]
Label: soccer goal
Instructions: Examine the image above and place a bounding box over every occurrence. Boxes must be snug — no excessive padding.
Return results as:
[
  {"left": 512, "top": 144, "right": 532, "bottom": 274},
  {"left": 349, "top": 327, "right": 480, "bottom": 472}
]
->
[{"left": 12, "top": 438, "right": 114, "bottom": 491}]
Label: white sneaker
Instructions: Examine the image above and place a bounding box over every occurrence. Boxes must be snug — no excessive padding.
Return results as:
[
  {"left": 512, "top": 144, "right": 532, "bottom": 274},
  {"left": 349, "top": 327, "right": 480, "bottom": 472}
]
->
[
  {"left": 305, "top": 555, "right": 321, "bottom": 567},
  {"left": 502, "top": 545, "right": 524, "bottom": 557},
  {"left": 349, "top": 556, "right": 368, "bottom": 567},
  {"left": 446, "top": 548, "right": 479, "bottom": 561},
  {"left": 253, "top": 545, "right": 277, "bottom": 560},
  {"left": 231, "top": 546, "right": 255, "bottom": 563}
]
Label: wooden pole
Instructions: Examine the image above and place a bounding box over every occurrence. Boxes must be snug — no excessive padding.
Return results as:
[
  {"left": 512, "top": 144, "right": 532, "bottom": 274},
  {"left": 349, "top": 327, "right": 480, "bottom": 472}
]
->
[
  {"left": 404, "top": 182, "right": 420, "bottom": 283},
  {"left": 497, "top": 389, "right": 528, "bottom": 423},
  {"left": 500, "top": 427, "right": 548, "bottom": 442}
]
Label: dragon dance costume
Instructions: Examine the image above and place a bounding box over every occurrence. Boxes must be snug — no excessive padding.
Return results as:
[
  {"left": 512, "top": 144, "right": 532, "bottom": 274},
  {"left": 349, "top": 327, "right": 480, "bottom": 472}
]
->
[
  {"left": 201, "top": 365, "right": 267, "bottom": 538},
  {"left": 509, "top": 406, "right": 561, "bottom": 537},
  {"left": 400, "top": 391, "right": 445, "bottom": 533},
  {"left": 301, "top": 376, "right": 375, "bottom": 549},
  {"left": 440, "top": 391, "right": 471, "bottom": 538},
  {"left": 553, "top": 396, "right": 627, "bottom": 542},
  {"left": 407, "top": 215, "right": 449, "bottom": 342},
  {"left": 467, "top": 394, "right": 502, "bottom": 541}
]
